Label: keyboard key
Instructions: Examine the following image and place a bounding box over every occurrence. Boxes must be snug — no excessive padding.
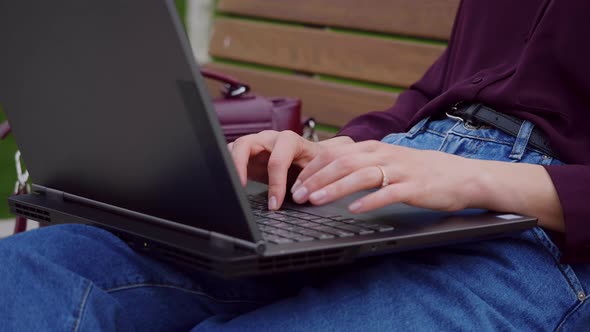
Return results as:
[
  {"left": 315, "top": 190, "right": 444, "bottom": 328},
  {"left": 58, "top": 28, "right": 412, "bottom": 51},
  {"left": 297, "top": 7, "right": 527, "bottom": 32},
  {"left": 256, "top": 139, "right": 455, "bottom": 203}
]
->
[
  {"left": 263, "top": 234, "right": 294, "bottom": 244},
  {"left": 250, "top": 196, "right": 372, "bottom": 242},
  {"left": 274, "top": 229, "right": 303, "bottom": 240},
  {"left": 297, "top": 228, "right": 336, "bottom": 240},
  {"left": 264, "top": 213, "right": 287, "bottom": 220},
  {"left": 309, "top": 218, "right": 334, "bottom": 224},
  {"left": 258, "top": 225, "right": 274, "bottom": 232},
  {"left": 304, "top": 223, "right": 325, "bottom": 230},
  {"left": 331, "top": 223, "right": 370, "bottom": 234},
  {"left": 291, "top": 235, "right": 315, "bottom": 242},
  {"left": 358, "top": 229, "right": 375, "bottom": 235},
  {"left": 314, "top": 226, "right": 354, "bottom": 238},
  {"left": 262, "top": 219, "right": 283, "bottom": 226},
  {"left": 322, "top": 221, "right": 343, "bottom": 227},
  {"left": 329, "top": 216, "right": 350, "bottom": 221},
  {"left": 357, "top": 223, "right": 395, "bottom": 232},
  {"left": 295, "top": 214, "right": 320, "bottom": 221}
]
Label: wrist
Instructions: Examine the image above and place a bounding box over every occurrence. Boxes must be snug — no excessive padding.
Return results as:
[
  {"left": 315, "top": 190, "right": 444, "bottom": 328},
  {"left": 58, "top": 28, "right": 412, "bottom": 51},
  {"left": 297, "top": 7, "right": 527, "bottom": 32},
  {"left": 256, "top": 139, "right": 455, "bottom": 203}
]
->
[
  {"left": 462, "top": 160, "right": 565, "bottom": 232},
  {"left": 461, "top": 159, "right": 497, "bottom": 210}
]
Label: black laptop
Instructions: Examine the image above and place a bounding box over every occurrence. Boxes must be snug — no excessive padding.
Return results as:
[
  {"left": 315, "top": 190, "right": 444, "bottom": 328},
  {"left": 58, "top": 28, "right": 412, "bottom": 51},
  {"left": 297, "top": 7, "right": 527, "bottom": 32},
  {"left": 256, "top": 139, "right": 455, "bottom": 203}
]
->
[{"left": 0, "top": 0, "right": 536, "bottom": 278}]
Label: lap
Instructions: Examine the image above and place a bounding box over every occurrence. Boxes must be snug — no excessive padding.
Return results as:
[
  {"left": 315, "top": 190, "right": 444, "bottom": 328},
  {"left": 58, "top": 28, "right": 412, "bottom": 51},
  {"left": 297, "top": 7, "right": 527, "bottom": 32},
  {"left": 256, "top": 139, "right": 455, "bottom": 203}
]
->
[
  {"left": 1, "top": 215, "right": 588, "bottom": 331},
  {"left": 194, "top": 228, "right": 589, "bottom": 331},
  {"left": 0, "top": 224, "right": 306, "bottom": 331}
]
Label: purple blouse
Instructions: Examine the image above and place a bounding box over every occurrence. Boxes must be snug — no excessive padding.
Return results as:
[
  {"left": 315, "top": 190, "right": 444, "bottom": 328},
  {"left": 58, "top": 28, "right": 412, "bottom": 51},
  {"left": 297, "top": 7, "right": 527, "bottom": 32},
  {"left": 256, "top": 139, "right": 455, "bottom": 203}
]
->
[{"left": 338, "top": 0, "right": 590, "bottom": 263}]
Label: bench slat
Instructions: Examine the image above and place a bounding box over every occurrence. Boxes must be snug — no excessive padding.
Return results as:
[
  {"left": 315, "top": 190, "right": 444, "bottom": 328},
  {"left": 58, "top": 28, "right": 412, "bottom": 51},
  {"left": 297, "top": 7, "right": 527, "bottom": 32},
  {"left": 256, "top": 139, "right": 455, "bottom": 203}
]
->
[
  {"left": 210, "top": 19, "right": 445, "bottom": 88},
  {"left": 204, "top": 63, "right": 398, "bottom": 128},
  {"left": 217, "top": 0, "right": 459, "bottom": 40}
]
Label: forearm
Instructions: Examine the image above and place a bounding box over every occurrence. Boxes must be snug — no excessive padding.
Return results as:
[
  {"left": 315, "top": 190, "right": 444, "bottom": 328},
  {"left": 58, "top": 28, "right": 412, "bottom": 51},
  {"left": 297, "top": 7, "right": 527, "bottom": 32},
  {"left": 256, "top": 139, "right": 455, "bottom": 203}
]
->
[{"left": 467, "top": 160, "right": 565, "bottom": 232}]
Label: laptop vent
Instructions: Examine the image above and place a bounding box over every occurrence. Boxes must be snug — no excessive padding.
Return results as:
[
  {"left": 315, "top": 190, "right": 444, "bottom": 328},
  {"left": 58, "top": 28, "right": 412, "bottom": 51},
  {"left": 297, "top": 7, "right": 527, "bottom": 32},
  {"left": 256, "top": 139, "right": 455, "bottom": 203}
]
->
[
  {"left": 98, "top": 225, "right": 349, "bottom": 277},
  {"left": 156, "top": 245, "right": 215, "bottom": 272},
  {"left": 155, "top": 247, "right": 349, "bottom": 277},
  {"left": 14, "top": 203, "right": 52, "bottom": 223},
  {"left": 255, "top": 249, "right": 347, "bottom": 272}
]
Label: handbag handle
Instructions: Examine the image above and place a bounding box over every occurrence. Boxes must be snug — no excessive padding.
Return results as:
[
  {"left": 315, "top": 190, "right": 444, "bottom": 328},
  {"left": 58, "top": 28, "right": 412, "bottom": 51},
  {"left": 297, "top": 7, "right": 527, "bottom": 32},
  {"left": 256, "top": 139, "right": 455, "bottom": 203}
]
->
[
  {"left": 200, "top": 68, "right": 250, "bottom": 98},
  {"left": 0, "top": 121, "right": 11, "bottom": 139}
]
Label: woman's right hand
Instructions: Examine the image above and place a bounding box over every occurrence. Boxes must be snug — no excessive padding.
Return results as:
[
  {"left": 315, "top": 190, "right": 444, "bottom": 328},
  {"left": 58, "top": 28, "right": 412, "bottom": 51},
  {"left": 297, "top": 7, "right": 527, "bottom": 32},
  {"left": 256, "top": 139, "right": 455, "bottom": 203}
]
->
[{"left": 228, "top": 130, "right": 354, "bottom": 210}]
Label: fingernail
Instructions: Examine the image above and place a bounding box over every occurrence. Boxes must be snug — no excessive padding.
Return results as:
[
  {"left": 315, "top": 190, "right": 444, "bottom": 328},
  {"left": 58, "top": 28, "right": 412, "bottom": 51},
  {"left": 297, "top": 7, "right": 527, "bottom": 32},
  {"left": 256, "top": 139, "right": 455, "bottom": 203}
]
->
[
  {"left": 349, "top": 201, "right": 363, "bottom": 212},
  {"left": 309, "top": 189, "right": 327, "bottom": 203},
  {"left": 292, "top": 187, "right": 308, "bottom": 202},
  {"left": 290, "top": 180, "right": 302, "bottom": 193},
  {"left": 268, "top": 196, "right": 278, "bottom": 210}
]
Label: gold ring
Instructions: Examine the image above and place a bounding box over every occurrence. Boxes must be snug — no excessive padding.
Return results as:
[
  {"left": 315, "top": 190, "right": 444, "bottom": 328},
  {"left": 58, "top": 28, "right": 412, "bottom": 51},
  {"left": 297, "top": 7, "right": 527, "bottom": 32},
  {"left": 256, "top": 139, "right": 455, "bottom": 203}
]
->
[{"left": 376, "top": 165, "right": 389, "bottom": 188}]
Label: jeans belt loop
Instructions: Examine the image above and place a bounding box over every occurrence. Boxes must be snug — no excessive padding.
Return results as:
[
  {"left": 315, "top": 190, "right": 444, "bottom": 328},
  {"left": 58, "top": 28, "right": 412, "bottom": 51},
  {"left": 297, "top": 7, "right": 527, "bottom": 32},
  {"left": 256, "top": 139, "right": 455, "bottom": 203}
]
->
[{"left": 509, "top": 120, "right": 535, "bottom": 161}]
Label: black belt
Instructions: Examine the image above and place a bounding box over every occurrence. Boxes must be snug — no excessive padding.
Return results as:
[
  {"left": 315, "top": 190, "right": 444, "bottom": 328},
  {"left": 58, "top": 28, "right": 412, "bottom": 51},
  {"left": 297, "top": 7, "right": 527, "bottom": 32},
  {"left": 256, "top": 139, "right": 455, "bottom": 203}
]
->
[{"left": 448, "top": 103, "right": 557, "bottom": 158}]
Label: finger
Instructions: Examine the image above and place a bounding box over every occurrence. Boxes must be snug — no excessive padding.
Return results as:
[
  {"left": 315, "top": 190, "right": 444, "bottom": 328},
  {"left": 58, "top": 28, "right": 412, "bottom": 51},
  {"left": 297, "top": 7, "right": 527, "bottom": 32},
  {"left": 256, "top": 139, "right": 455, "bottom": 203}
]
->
[
  {"left": 348, "top": 183, "right": 412, "bottom": 214},
  {"left": 306, "top": 165, "right": 396, "bottom": 206},
  {"left": 230, "top": 132, "right": 276, "bottom": 186},
  {"left": 292, "top": 140, "right": 382, "bottom": 193},
  {"left": 291, "top": 152, "right": 380, "bottom": 203},
  {"left": 266, "top": 131, "right": 304, "bottom": 210}
]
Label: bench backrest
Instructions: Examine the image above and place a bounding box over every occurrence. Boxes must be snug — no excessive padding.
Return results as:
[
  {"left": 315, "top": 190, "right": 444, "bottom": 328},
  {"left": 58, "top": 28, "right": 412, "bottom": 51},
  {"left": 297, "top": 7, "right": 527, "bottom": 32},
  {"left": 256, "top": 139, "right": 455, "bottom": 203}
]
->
[{"left": 206, "top": 0, "right": 460, "bottom": 139}]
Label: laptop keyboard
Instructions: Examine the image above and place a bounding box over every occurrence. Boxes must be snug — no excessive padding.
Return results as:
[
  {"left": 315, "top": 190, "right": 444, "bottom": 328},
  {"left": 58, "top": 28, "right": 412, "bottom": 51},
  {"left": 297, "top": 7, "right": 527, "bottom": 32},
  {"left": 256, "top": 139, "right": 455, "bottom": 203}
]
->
[{"left": 248, "top": 195, "right": 394, "bottom": 245}]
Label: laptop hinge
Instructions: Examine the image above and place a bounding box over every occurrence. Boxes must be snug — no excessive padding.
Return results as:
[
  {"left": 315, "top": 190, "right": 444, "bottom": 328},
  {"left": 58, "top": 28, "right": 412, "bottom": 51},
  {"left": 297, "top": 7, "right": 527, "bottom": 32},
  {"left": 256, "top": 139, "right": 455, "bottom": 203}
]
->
[
  {"left": 208, "top": 231, "right": 267, "bottom": 254},
  {"left": 32, "top": 184, "right": 64, "bottom": 201},
  {"left": 30, "top": 184, "right": 267, "bottom": 254}
]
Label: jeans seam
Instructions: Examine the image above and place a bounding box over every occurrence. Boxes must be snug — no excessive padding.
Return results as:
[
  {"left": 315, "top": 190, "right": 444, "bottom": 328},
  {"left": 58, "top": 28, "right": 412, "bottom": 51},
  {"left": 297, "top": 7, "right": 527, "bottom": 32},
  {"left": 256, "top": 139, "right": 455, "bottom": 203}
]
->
[
  {"left": 105, "top": 283, "right": 266, "bottom": 305},
  {"left": 448, "top": 130, "right": 514, "bottom": 146},
  {"left": 72, "top": 282, "right": 93, "bottom": 332},
  {"left": 529, "top": 228, "right": 586, "bottom": 332},
  {"left": 447, "top": 130, "right": 550, "bottom": 160},
  {"left": 555, "top": 300, "right": 586, "bottom": 332},
  {"left": 424, "top": 129, "right": 447, "bottom": 137},
  {"left": 531, "top": 229, "right": 579, "bottom": 295}
]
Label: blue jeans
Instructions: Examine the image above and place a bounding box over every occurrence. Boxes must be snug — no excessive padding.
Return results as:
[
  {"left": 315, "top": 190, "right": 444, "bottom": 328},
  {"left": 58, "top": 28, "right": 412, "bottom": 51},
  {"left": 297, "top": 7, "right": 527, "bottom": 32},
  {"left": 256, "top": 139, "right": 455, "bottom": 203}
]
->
[{"left": 1, "top": 117, "right": 589, "bottom": 331}]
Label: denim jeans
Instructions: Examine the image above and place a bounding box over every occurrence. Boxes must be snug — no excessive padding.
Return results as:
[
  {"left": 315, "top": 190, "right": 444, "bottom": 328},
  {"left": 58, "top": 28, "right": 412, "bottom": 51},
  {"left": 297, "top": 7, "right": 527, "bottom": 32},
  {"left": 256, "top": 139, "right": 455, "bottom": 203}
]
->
[{"left": 1, "top": 117, "right": 589, "bottom": 331}]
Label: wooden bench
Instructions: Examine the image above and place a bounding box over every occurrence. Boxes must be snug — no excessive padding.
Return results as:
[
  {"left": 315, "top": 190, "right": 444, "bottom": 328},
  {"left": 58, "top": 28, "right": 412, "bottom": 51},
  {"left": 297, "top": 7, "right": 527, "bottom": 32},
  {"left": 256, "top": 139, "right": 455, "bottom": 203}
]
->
[{"left": 205, "top": 0, "right": 460, "bottom": 139}]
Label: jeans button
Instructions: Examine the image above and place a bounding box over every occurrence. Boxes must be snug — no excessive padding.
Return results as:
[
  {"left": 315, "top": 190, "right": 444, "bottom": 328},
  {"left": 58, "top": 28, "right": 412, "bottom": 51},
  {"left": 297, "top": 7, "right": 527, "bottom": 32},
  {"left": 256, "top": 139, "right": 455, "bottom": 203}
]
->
[{"left": 578, "top": 291, "right": 586, "bottom": 302}]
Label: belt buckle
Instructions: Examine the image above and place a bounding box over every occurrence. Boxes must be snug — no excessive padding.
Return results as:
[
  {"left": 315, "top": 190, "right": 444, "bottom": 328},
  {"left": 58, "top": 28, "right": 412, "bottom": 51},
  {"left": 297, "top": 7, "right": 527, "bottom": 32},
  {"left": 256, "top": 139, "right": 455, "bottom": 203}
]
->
[
  {"left": 446, "top": 101, "right": 466, "bottom": 122},
  {"left": 449, "top": 101, "right": 464, "bottom": 113},
  {"left": 446, "top": 102, "right": 489, "bottom": 129}
]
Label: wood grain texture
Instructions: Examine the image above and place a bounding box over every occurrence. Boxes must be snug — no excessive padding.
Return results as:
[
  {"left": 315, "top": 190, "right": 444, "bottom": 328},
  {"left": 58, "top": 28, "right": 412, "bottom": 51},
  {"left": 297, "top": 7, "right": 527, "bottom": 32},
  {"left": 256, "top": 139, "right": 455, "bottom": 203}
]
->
[
  {"left": 218, "top": 0, "right": 460, "bottom": 40},
  {"left": 210, "top": 19, "right": 445, "bottom": 88},
  {"left": 204, "top": 63, "right": 398, "bottom": 128}
]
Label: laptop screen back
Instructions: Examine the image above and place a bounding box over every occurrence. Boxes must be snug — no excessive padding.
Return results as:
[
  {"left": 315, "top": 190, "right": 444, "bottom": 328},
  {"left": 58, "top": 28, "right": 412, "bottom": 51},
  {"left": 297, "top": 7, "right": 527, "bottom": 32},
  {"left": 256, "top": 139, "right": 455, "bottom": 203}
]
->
[{"left": 0, "top": 0, "right": 259, "bottom": 241}]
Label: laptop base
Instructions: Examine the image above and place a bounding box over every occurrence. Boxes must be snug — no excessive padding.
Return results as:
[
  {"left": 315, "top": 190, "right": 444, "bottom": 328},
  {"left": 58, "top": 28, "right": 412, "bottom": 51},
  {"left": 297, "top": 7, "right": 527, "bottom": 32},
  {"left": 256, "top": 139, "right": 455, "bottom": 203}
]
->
[{"left": 9, "top": 192, "right": 359, "bottom": 278}]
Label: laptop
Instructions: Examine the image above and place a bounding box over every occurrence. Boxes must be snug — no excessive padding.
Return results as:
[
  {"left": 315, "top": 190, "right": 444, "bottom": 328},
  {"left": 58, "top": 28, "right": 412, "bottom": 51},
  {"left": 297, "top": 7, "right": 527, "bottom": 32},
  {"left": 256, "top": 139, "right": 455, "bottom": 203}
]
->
[{"left": 0, "top": 0, "right": 536, "bottom": 278}]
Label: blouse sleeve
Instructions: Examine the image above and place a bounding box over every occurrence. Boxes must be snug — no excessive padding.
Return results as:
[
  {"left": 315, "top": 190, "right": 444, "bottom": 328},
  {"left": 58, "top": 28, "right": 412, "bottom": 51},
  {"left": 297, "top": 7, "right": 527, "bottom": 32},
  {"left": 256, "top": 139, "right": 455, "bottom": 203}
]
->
[
  {"left": 336, "top": 48, "right": 450, "bottom": 142},
  {"left": 544, "top": 165, "right": 590, "bottom": 263}
]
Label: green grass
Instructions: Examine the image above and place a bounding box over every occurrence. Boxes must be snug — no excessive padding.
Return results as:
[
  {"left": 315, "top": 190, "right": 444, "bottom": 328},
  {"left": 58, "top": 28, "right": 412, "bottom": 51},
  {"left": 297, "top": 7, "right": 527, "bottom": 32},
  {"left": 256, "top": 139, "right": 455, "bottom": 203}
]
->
[
  {"left": 175, "top": 0, "right": 187, "bottom": 27},
  {"left": 316, "top": 124, "right": 339, "bottom": 133},
  {"left": 0, "top": 106, "right": 18, "bottom": 219}
]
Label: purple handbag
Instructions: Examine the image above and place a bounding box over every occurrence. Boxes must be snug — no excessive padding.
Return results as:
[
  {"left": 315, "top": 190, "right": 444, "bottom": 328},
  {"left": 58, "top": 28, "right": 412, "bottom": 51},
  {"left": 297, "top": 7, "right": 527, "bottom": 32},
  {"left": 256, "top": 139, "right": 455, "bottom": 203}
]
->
[{"left": 201, "top": 68, "right": 305, "bottom": 142}]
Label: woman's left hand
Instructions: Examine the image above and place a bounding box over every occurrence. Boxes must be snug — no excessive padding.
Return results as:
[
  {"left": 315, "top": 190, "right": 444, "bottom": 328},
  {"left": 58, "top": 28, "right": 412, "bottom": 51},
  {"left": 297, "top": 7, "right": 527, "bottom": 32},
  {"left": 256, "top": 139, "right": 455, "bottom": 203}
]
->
[
  {"left": 289, "top": 139, "right": 565, "bottom": 233},
  {"left": 289, "top": 140, "right": 480, "bottom": 213}
]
